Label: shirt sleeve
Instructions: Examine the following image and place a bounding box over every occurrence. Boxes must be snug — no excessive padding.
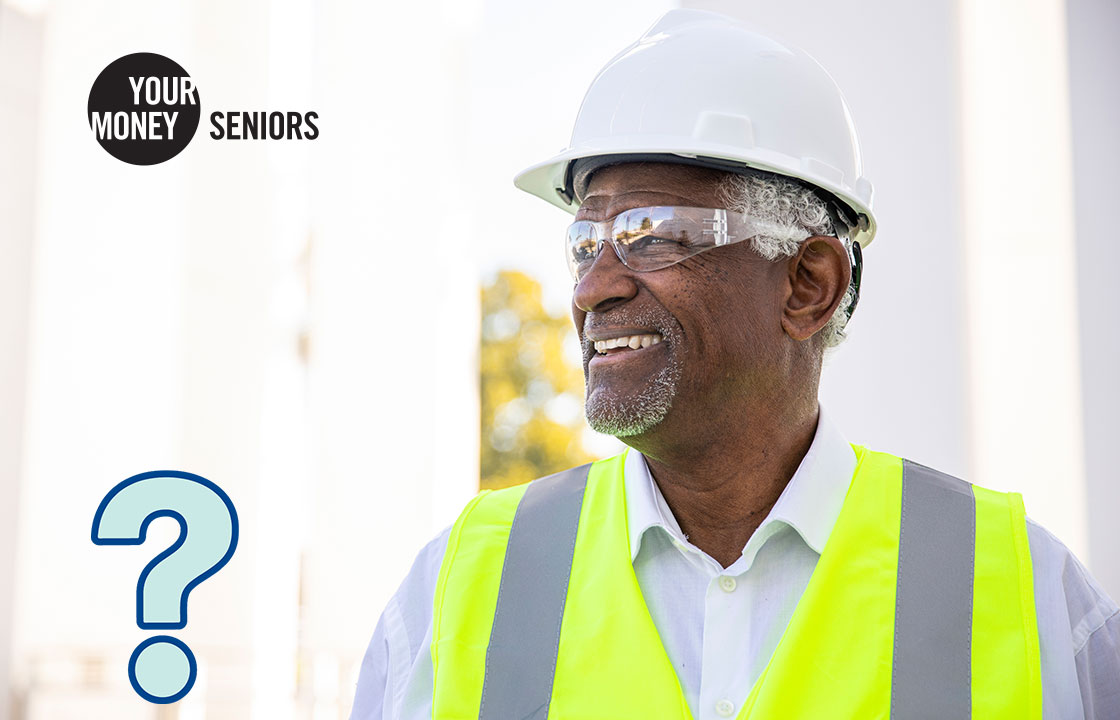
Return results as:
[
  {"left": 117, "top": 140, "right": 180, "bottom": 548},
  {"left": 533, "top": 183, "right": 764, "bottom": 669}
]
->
[
  {"left": 1076, "top": 611, "right": 1120, "bottom": 720},
  {"left": 349, "top": 525, "right": 453, "bottom": 720},
  {"left": 1028, "top": 518, "right": 1120, "bottom": 720}
]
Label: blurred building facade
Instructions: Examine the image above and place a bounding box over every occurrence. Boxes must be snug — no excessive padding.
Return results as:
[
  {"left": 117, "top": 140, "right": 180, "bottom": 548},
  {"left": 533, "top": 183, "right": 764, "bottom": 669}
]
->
[{"left": 0, "top": 0, "right": 1117, "bottom": 718}]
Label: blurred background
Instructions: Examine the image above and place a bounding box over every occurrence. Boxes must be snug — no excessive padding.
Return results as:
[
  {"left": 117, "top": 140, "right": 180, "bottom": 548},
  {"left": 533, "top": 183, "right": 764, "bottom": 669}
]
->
[{"left": 1, "top": 0, "right": 1117, "bottom": 717}]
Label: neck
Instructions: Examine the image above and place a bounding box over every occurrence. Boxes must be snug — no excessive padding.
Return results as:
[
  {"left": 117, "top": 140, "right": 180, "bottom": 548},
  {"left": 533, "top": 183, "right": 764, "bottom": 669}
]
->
[{"left": 625, "top": 396, "right": 820, "bottom": 569}]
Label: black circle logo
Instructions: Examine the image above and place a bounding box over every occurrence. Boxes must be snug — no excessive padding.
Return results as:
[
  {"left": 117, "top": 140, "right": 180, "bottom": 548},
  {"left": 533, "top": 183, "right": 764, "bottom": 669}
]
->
[{"left": 87, "top": 53, "right": 201, "bottom": 165}]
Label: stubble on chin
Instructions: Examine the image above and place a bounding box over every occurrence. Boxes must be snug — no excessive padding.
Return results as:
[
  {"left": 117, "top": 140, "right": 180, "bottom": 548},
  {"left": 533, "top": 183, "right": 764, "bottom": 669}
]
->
[{"left": 580, "top": 310, "right": 684, "bottom": 438}]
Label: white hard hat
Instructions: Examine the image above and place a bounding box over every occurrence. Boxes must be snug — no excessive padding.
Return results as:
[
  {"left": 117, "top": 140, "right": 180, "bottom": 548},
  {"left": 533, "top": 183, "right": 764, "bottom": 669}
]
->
[{"left": 513, "top": 8, "right": 877, "bottom": 248}]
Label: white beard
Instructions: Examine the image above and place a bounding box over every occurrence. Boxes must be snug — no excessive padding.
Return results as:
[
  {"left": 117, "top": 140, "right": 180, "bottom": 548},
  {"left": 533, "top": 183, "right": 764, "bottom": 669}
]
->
[
  {"left": 584, "top": 358, "right": 682, "bottom": 437},
  {"left": 581, "top": 308, "right": 684, "bottom": 438}
]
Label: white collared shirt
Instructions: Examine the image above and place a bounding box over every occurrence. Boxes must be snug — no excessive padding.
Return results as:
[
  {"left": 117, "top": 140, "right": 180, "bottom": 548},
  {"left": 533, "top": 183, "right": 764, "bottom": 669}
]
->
[{"left": 349, "top": 407, "right": 1120, "bottom": 719}]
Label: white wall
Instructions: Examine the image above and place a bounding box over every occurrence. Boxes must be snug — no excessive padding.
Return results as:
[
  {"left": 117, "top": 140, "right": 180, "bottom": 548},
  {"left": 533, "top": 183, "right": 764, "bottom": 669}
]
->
[{"left": 1066, "top": 0, "right": 1120, "bottom": 601}]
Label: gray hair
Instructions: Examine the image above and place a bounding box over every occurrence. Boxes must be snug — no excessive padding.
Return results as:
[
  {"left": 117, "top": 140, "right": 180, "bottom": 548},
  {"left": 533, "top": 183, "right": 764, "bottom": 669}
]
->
[{"left": 715, "top": 172, "right": 855, "bottom": 349}]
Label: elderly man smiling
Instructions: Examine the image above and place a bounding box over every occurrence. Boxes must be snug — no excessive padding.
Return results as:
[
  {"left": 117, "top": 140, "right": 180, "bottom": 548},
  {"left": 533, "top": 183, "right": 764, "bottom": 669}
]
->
[{"left": 351, "top": 10, "right": 1120, "bottom": 720}]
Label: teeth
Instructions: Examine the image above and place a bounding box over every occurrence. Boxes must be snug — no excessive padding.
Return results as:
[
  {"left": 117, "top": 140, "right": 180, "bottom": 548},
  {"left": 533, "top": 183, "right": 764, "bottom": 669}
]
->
[{"left": 593, "top": 333, "right": 663, "bottom": 354}]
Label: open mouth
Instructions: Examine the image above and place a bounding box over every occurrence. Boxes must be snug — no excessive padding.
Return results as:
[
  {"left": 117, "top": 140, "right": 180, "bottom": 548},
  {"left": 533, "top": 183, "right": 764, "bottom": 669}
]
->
[{"left": 592, "top": 333, "right": 663, "bottom": 355}]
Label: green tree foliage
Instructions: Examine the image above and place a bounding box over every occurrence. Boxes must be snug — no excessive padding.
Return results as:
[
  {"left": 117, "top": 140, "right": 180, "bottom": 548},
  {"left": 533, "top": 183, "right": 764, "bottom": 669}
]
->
[{"left": 480, "top": 271, "right": 594, "bottom": 490}]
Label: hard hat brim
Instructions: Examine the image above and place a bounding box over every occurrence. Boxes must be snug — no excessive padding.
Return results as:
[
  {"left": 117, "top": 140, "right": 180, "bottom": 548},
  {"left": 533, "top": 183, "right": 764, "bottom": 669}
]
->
[{"left": 513, "top": 143, "right": 877, "bottom": 248}]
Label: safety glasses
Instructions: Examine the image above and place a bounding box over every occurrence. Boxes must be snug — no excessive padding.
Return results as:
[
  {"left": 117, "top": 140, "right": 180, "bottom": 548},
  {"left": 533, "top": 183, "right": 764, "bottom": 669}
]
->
[{"left": 565, "top": 206, "right": 789, "bottom": 282}]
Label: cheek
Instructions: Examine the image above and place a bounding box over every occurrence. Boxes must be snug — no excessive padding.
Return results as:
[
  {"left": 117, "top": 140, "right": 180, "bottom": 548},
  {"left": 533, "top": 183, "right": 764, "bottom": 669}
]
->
[{"left": 668, "top": 266, "right": 782, "bottom": 364}]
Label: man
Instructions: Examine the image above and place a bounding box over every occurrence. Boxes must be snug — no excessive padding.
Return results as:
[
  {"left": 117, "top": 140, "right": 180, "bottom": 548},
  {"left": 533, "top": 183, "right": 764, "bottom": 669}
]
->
[{"left": 351, "top": 10, "right": 1120, "bottom": 719}]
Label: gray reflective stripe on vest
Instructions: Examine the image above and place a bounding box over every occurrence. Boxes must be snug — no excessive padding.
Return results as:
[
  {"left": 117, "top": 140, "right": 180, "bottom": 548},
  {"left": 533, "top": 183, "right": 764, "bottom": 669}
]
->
[
  {"left": 480, "top": 459, "right": 977, "bottom": 719},
  {"left": 893, "top": 459, "right": 976, "bottom": 719},
  {"left": 478, "top": 464, "right": 591, "bottom": 720}
]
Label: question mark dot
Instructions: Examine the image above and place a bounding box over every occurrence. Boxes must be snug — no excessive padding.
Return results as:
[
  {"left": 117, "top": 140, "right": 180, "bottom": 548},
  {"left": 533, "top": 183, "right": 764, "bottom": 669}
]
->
[{"left": 128, "top": 636, "right": 197, "bottom": 704}]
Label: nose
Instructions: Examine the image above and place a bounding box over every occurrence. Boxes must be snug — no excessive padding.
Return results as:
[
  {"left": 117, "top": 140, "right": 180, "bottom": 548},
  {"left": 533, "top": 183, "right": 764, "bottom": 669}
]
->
[{"left": 572, "top": 242, "right": 640, "bottom": 314}]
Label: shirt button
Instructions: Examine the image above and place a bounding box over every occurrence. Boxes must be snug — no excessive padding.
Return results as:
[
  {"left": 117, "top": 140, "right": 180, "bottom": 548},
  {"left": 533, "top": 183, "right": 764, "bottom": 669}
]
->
[
  {"left": 719, "top": 575, "right": 737, "bottom": 593},
  {"left": 715, "top": 699, "right": 735, "bottom": 717}
]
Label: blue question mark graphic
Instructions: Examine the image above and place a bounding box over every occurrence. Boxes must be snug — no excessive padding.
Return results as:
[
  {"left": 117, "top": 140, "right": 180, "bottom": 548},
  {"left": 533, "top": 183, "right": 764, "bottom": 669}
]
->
[{"left": 91, "top": 470, "right": 238, "bottom": 704}]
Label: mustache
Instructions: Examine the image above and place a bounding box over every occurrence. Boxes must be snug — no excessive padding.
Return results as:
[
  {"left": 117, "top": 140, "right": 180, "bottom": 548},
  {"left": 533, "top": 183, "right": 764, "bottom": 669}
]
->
[{"left": 580, "top": 308, "right": 678, "bottom": 356}]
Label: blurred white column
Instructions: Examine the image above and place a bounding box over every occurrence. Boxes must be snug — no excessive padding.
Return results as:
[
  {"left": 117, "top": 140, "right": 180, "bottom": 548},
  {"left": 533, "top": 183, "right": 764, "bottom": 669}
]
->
[
  {"left": 245, "top": 1, "right": 316, "bottom": 718},
  {"left": 184, "top": 0, "right": 308, "bottom": 717},
  {"left": 959, "top": 0, "right": 1088, "bottom": 558},
  {"left": 0, "top": 5, "right": 45, "bottom": 716},
  {"left": 310, "top": 1, "right": 480, "bottom": 714}
]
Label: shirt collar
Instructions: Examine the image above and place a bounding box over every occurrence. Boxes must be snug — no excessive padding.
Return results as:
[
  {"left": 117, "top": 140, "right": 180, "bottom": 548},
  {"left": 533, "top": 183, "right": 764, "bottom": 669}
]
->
[{"left": 624, "top": 404, "right": 857, "bottom": 563}]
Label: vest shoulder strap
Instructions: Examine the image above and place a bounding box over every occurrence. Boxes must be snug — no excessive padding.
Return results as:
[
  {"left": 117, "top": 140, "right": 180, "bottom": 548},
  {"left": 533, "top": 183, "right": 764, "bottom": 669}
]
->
[
  {"left": 893, "top": 458, "right": 975, "bottom": 718},
  {"left": 478, "top": 464, "right": 591, "bottom": 720}
]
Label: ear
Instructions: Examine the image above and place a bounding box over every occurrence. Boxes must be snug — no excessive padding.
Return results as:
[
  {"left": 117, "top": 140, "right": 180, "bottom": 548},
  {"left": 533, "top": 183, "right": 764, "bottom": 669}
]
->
[{"left": 780, "top": 236, "right": 851, "bottom": 342}]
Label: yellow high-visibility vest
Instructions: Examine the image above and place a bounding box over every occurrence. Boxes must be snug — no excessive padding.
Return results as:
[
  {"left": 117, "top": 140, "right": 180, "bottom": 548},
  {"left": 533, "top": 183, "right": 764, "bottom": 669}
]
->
[{"left": 431, "top": 446, "right": 1043, "bottom": 719}]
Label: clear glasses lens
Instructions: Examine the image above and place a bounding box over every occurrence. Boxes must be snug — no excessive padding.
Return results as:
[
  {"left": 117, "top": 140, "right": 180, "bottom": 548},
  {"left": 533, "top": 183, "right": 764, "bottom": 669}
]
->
[
  {"left": 618, "top": 207, "right": 698, "bottom": 269},
  {"left": 565, "top": 222, "right": 599, "bottom": 281},
  {"left": 565, "top": 207, "right": 738, "bottom": 282}
]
